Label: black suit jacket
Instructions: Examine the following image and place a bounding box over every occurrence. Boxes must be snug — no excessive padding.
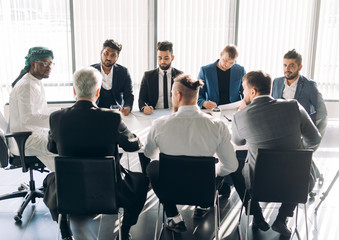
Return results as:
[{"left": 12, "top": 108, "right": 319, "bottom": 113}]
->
[
  {"left": 47, "top": 101, "right": 141, "bottom": 166},
  {"left": 91, "top": 63, "right": 134, "bottom": 110},
  {"left": 138, "top": 68, "right": 183, "bottom": 111}
]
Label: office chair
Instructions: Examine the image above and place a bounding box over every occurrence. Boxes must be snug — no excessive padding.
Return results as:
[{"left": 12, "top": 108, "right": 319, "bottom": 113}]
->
[
  {"left": 55, "top": 156, "right": 122, "bottom": 240},
  {"left": 238, "top": 148, "right": 313, "bottom": 240},
  {"left": 154, "top": 153, "right": 220, "bottom": 240},
  {"left": 0, "top": 112, "right": 46, "bottom": 222}
]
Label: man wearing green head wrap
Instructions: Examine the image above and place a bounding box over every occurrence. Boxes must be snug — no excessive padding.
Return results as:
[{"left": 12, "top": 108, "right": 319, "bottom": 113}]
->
[{"left": 8, "top": 46, "right": 59, "bottom": 172}]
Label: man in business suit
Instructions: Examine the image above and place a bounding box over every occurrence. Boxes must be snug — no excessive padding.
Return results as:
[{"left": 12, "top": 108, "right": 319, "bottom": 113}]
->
[
  {"left": 138, "top": 41, "right": 183, "bottom": 114},
  {"left": 137, "top": 41, "right": 183, "bottom": 174},
  {"left": 44, "top": 67, "right": 148, "bottom": 240},
  {"left": 197, "top": 44, "right": 246, "bottom": 109},
  {"left": 231, "top": 70, "right": 321, "bottom": 237},
  {"left": 272, "top": 49, "right": 327, "bottom": 136},
  {"left": 91, "top": 39, "right": 134, "bottom": 116}
]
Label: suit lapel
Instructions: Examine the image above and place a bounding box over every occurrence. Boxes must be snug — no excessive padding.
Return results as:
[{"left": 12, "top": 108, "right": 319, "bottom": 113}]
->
[{"left": 294, "top": 76, "right": 304, "bottom": 100}]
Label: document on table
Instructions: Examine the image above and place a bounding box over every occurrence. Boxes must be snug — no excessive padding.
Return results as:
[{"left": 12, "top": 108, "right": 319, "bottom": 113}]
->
[
  {"left": 132, "top": 109, "right": 172, "bottom": 119},
  {"left": 218, "top": 100, "right": 242, "bottom": 110}
]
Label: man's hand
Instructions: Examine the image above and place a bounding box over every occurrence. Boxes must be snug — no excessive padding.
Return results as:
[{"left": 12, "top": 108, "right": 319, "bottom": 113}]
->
[
  {"left": 143, "top": 106, "right": 154, "bottom": 115},
  {"left": 120, "top": 106, "right": 131, "bottom": 116},
  {"left": 237, "top": 100, "right": 247, "bottom": 110},
  {"left": 203, "top": 101, "right": 217, "bottom": 109}
]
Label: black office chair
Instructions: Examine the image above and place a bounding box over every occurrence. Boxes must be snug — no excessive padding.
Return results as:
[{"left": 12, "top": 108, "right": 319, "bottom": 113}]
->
[
  {"left": 154, "top": 153, "right": 220, "bottom": 240},
  {"left": 238, "top": 148, "right": 313, "bottom": 240},
  {"left": 0, "top": 112, "right": 46, "bottom": 222},
  {"left": 55, "top": 156, "right": 122, "bottom": 240}
]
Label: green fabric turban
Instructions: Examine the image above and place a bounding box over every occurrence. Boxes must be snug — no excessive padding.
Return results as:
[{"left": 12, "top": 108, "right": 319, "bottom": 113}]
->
[{"left": 12, "top": 46, "right": 54, "bottom": 87}]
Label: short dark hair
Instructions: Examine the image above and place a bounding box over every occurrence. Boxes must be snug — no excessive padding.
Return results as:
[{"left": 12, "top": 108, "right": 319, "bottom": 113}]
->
[
  {"left": 102, "top": 39, "right": 122, "bottom": 54},
  {"left": 157, "top": 41, "right": 173, "bottom": 55},
  {"left": 243, "top": 70, "right": 272, "bottom": 95},
  {"left": 222, "top": 45, "right": 239, "bottom": 59},
  {"left": 284, "top": 49, "right": 302, "bottom": 65}
]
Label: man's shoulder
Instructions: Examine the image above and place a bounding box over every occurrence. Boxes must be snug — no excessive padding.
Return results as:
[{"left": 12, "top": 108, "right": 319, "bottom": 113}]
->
[
  {"left": 299, "top": 75, "right": 317, "bottom": 86},
  {"left": 273, "top": 76, "right": 285, "bottom": 83},
  {"left": 90, "top": 63, "right": 101, "bottom": 70},
  {"left": 144, "top": 68, "right": 158, "bottom": 76},
  {"left": 231, "top": 63, "right": 245, "bottom": 71},
  {"left": 114, "top": 63, "right": 129, "bottom": 72},
  {"left": 201, "top": 61, "right": 217, "bottom": 70},
  {"left": 172, "top": 68, "right": 183, "bottom": 75}
]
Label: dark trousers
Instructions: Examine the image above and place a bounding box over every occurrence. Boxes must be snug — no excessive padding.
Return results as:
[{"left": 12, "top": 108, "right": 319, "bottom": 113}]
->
[
  {"left": 146, "top": 160, "right": 179, "bottom": 217},
  {"left": 43, "top": 166, "right": 149, "bottom": 227},
  {"left": 231, "top": 150, "right": 297, "bottom": 220},
  {"left": 138, "top": 153, "right": 151, "bottom": 175}
]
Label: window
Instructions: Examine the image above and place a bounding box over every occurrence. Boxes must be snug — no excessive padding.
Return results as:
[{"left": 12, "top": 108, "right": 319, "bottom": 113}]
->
[{"left": 0, "top": 0, "right": 72, "bottom": 105}]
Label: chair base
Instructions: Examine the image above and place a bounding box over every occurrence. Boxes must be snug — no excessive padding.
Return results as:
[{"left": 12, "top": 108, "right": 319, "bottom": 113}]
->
[{"left": 0, "top": 183, "right": 44, "bottom": 222}]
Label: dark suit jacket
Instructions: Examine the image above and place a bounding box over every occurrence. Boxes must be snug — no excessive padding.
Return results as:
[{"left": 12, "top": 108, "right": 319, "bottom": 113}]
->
[
  {"left": 47, "top": 100, "right": 141, "bottom": 173},
  {"left": 272, "top": 75, "right": 327, "bottom": 123},
  {"left": 91, "top": 63, "right": 134, "bottom": 110},
  {"left": 232, "top": 96, "right": 321, "bottom": 189},
  {"left": 138, "top": 68, "right": 183, "bottom": 111},
  {"left": 45, "top": 101, "right": 147, "bottom": 223}
]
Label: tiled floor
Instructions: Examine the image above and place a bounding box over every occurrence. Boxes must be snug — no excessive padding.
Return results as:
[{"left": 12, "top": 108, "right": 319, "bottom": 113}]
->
[{"left": 0, "top": 120, "right": 338, "bottom": 240}]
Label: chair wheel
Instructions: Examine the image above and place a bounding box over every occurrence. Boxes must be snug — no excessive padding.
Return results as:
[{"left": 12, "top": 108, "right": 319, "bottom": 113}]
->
[
  {"left": 14, "top": 214, "right": 22, "bottom": 222},
  {"left": 18, "top": 185, "right": 25, "bottom": 191},
  {"left": 309, "top": 191, "right": 317, "bottom": 198}
]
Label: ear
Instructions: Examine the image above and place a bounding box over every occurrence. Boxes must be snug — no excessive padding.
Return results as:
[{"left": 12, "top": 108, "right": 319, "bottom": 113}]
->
[
  {"left": 298, "top": 64, "right": 303, "bottom": 71},
  {"left": 73, "top": 87, "right": 76, "bottom": 96},
  {"left": 171, "top": 55, "right": 175, "bottom": 61},
  {"left": 220, "top": 51, "right": 224, "bottom": 57}
]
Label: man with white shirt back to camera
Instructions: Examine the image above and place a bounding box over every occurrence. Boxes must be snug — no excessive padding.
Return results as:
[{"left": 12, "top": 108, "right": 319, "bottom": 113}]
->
[
  {"left": 144, "top": 74, "right": 238, "bottom": 233},
  {"left": 9, "top": 47, "right": 58, "bottom": 171}
]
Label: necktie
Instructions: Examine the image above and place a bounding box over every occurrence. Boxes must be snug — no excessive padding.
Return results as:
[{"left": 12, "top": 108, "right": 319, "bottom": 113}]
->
[{"left": 163, "top": 71, "right": 168, "bottom": 108}]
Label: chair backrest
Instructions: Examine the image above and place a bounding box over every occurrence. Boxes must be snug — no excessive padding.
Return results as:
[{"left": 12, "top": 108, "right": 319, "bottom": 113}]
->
[
  {"left": 55, "top": 156, "right": 119, "bottom": 215},
  {"left": 159, "top": 153, "right": 216, "bottom": 208},
  {"left": 252, "top": 148, "right": 313, "bottom": 204}
]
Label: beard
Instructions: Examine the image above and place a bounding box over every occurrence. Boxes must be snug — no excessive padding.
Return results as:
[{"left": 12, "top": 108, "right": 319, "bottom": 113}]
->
[
  {"left": 284, "top": 70, "right": 299, "bottom": 80},
  {"left": 159, "top": 63, "right": 171, "bottom": 70},
  {"left": 101, "top": 58, "right": 115, "bottom": 68}
]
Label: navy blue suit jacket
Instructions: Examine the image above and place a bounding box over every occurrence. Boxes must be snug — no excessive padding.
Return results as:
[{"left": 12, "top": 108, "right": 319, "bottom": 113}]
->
[{"left": 91, "top": 63, "right": 134, "bottom": 110}]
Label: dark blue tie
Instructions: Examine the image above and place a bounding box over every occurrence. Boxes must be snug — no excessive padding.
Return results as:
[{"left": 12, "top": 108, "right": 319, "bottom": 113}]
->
[{"left": 163, "top": 71, "right": 168, "bottom": 108}]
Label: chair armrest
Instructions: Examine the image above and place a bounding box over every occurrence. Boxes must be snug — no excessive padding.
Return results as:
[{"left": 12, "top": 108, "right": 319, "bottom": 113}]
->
[{"left": 5, "top": 131, "right": 32, "bottom": 172}]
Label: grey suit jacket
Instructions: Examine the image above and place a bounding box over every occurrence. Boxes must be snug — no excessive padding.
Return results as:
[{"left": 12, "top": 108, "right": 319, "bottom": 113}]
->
[{"left": 232, "top": 96, "right": 321, "bottom": 189}]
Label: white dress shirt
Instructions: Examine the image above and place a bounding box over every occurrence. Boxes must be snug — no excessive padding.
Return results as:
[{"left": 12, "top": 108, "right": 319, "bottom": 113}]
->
[
  {"left": 144, "top": 105, "right": 238, "bottom": 176},
  {"left": 9, "top": 73, "right": 58, "bottom": 171},
  {"left": 155, "top": 67, "right": 173, "bottom": 109},
  {"left": 100, "top": 64, "right": 113, "bottom": 90},
  {"left": 282, "top": 77, "right": 299, "bottom": 100}
]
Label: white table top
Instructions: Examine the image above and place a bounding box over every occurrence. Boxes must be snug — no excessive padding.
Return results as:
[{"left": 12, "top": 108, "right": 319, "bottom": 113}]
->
[{"left": 120, "top": 107, "right": 246, "bottom": 152}]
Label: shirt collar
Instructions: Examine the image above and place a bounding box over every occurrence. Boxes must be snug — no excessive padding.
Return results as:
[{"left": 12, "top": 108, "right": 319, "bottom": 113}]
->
[
  {"left": 176, "top": 105, "right": 200, "bottom": 113},
  {"left": 159, "top": 67, "right": 172, "bottom": 75}
]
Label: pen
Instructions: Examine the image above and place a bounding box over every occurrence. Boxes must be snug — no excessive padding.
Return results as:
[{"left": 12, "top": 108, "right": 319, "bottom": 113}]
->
[
  {"left": 144, "top": 102, "right": 149, "bottom": 107},
  {"left": 224, "top": 115, "right": 232, "bottom": 122}
]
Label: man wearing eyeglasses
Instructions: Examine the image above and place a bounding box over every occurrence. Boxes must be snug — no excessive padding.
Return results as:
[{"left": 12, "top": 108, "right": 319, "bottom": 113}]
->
[
  {"left": 91, "top": 39, "right": 134, "bottom": 116},
  {"left": 9, "top": 46, "right": 58, "bottom": 171}
]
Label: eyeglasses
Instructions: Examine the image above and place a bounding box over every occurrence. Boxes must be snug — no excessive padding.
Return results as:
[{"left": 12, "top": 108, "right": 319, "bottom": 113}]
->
[{"left": 37, "top": 61, "right": 55, "bottom": 67}]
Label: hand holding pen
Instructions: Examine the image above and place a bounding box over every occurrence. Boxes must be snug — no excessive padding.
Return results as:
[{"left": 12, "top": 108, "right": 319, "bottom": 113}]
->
[{"left": 143, "top": 102, "right": 154, "bottom": 115}]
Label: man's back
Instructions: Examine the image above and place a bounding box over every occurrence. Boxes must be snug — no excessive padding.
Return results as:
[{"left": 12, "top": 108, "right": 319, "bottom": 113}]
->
[
  {"left": 144, "top": 105, "right": 238, "bottom": 176},
  {"left": 48, "top": 100, "right": 139, "bottom": 157},
  {"left": 232, "top": 96, "right": 321, "bottom": 185}
]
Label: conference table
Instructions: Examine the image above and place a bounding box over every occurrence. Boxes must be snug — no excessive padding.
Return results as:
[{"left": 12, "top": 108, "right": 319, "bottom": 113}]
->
[{"left": 119, "top": 106, "right": 244, "bottom": 154}]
